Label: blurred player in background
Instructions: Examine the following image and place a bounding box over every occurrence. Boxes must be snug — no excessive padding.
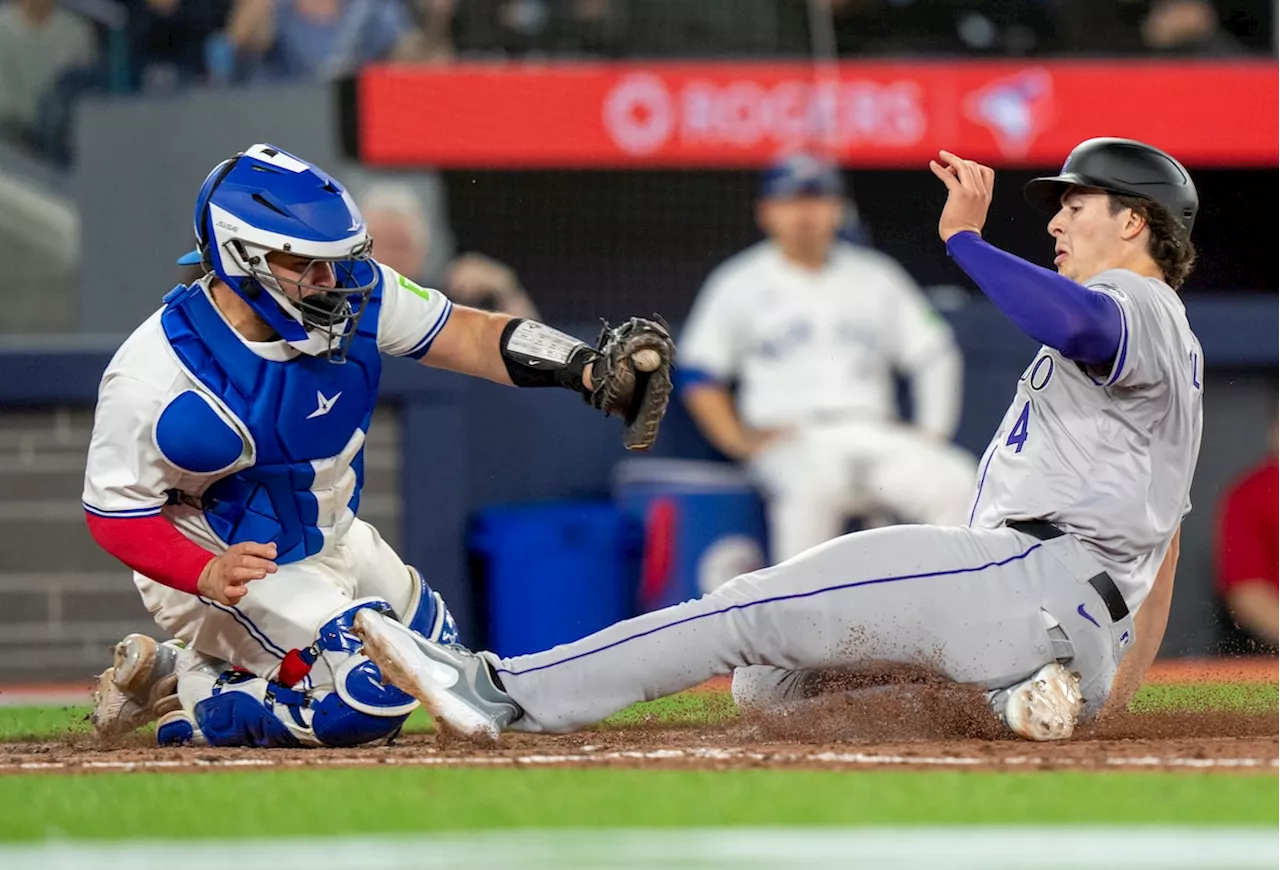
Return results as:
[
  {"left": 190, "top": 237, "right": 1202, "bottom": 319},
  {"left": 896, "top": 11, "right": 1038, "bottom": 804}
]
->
[
  {"left": 85, "top": 143, "right": 670, "bottom": 748},
  {"left": 678, "top": 153, "right": 977, "bottom": 563}
]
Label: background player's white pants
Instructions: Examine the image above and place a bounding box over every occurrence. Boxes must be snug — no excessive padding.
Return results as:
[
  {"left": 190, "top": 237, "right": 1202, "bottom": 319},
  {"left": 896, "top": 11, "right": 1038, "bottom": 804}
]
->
[
  {"left": 134, "top": 518, "right": 418, "bottom": 682},
  {"left": 747, "top": 420, "right": 977, "bottom": 562},
  {"left": 492, "top": 524, "right": 1132, "bottom": 734}
]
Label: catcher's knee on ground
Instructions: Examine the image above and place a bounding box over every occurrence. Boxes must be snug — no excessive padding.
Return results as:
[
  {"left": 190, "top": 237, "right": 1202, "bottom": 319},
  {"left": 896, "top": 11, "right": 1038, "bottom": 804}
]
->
[{"left": 170, "top": 590, "right": 459, "bottom": 748}]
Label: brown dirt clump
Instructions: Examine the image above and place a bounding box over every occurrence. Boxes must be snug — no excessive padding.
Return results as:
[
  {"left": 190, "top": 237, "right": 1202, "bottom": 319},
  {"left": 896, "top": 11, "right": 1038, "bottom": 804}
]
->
[
  {"left": 0, "top": 705, "right": 1273, "bottom": 776},
  {"left": 3, "top": 666, "right": 1274, "bottom": 775},
  {"left": 740, "top": 667, "right": 1010, "bottom": 743}
]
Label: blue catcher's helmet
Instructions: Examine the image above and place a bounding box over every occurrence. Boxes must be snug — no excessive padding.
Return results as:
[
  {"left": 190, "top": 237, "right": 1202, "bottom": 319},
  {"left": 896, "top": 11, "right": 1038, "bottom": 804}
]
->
[{"left": 177, "top": 144, "right": 377, "bottom": 361}]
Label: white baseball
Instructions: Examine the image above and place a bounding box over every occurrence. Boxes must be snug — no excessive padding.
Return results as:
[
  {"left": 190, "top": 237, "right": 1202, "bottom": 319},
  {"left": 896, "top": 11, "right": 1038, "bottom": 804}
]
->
[{"left": 632, "top": 349, "right": 661, "bottom": 372}]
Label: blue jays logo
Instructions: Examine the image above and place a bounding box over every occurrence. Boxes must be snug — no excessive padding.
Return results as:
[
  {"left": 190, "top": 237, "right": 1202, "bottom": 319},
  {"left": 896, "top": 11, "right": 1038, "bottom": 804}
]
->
[{"left": 963, "top": 68, "right": 1055, "bottom": 159}]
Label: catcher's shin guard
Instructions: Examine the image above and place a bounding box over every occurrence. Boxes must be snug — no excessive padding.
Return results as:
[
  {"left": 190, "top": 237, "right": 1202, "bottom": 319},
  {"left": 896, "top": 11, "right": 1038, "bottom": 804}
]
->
[
  {"left": 156, "top": 709, "right": 205, "bottom": 747},
  {"left": 179, "top": 601, "right": 423, "bottom": 748},
  {"left": 402, "top": 566, "right": 460, "bottom": 646}
]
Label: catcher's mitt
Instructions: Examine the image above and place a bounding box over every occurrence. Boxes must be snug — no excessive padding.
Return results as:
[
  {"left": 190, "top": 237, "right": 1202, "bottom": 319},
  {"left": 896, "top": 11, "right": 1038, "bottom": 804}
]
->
[{"left": 586, "top": 315, "right": 675, "bottom": 451}]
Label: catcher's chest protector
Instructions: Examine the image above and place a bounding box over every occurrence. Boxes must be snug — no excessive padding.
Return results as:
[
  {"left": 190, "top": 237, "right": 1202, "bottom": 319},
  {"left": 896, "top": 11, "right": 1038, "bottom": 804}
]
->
[{"left": 158, "top": 279, "right": 382, "bottom": 563}]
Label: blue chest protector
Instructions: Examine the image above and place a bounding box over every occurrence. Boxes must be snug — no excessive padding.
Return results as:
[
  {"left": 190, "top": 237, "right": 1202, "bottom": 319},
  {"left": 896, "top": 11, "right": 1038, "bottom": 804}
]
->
[{"left": 158, "top": 269, "right": 383, "bottom": 564}]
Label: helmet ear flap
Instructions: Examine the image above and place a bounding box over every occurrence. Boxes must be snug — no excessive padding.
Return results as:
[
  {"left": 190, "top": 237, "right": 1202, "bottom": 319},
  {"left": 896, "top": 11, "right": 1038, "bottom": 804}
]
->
[
  {"left": 225, "top": 239, "right": 263, "bottom": 299},
  {"left": 194, "top": 152, "right": 246, "bottom": 269}
]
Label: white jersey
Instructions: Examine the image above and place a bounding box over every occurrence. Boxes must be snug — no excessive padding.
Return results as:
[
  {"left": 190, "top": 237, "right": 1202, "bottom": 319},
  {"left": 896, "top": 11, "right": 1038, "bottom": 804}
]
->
[
  {"left": 969, "top": 269, "right": 1204, "bottom": 611},
  {"left": 82, "top": 264, "right": 452, "bottom": 556},
  {"left": 680, "top": 241, "right": 960, "bottom": 434}
]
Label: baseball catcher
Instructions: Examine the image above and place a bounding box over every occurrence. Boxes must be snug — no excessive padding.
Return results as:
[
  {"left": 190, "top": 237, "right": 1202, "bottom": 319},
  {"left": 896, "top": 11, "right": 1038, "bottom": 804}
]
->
[{"left": 86, "top": 143, "right": 675, "bottom": 748}]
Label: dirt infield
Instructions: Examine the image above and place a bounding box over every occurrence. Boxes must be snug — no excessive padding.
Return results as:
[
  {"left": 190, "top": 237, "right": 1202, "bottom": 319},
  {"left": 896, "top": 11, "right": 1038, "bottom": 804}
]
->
[
  {"left": 2, "top": 708, "right": 1274, "bottom": 776},
  {"left": 2, "top": 660, "right": 1275, "bottom": 776}
]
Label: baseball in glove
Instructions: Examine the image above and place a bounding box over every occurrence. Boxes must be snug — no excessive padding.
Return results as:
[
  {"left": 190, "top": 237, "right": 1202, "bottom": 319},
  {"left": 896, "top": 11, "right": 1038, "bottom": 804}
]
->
[{"left": 585, "top": 316, "right": 676, "bottom": 451}]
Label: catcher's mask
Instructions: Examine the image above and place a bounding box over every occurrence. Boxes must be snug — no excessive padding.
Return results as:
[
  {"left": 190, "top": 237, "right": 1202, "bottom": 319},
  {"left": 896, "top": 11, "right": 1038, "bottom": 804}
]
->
[{"left": 178, "top": 143, "right": 377, "bottom": 363}]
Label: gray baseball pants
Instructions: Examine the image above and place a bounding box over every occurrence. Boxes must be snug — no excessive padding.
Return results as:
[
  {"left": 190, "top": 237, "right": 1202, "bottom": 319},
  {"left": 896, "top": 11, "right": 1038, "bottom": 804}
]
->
[{"left": 492, "top": 523, "right": 1134, "bottom": 733}]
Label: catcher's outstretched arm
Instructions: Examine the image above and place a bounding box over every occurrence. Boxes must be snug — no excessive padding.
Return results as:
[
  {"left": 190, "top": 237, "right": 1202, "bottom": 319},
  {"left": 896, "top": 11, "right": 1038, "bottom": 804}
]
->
[
  {"left": 420, "top": 305, "right": 675, "bottom": 449},
  {"left": 421, "top": 306, "right": 594, "bottom": 392}
]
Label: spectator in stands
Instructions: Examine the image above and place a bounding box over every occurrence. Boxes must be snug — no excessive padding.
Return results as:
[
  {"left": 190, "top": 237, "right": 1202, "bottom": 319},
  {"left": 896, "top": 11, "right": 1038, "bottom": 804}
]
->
[
  {"left": 1140, "top": 0, "right": 1248, "bottom": 56},
  {"left": 0, "top": 0, "right": 97, "bottom": 154},
  {"left": 1048, "top": 0, "right": 1146, "bottom": 54},
  {"left": 446, "top": 251, "right": 540, "bottom": 319},
  {"left": 123, "top": 0, "right": 235, "bottom": 90},
  {"left": 677, "top": 154, "right": 976, "bottom": 564},
  {"left": 226, "top": 0, "right": 414, "bottom": 82},
  {"left": 798, "top": 0, "right": 1058, "bottom": 57},
  {"left": 391, "top": 0, "right": 457, "bottom": 63},
  {"left": 1215, "top": 415, "right": 1278, "bottom": 653},
  {"left": 453, "top": 0, "right": 625, "bottom": 58},
  {"left": 626, "top": 0, "right": 791, "bottom": 58},
  {"left": 361, "top": 183, "right": 435, "bottom": 282},
  {"left": 359, "top": 182, "right": 540, "bottom": 318}
]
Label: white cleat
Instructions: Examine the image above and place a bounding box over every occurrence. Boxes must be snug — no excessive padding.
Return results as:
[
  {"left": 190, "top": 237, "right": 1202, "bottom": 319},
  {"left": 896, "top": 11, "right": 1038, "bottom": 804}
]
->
[
  {"left": 352, "top": 608, "right": 519, "bottom": 747},
  {"left": 998, "top": 662, "right": 1085, "bottom": 741},
  {"left": 91, "top": 635, "right": 183, "bottom": 738}
]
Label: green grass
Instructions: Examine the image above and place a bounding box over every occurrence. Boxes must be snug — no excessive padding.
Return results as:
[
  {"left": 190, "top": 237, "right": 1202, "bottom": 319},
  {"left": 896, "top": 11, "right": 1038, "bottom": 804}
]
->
[
  {"left": 0, "top": 680, "right": 1274, "bottom": 843},
  {"left": 0, "top": 768, "right": 1274, "bottom": 841},
  {"left": 1127, "top": 682, "right": 1278, "bottom": 714},
  {"left": 0, "top": 695, "right": 728, "bottom": 743},
  {"left": 0, "top": 706, "right": 92, "bottom": 742},
  {"left": 0, "top": 680, "right": 1274, "bottom": 742}
]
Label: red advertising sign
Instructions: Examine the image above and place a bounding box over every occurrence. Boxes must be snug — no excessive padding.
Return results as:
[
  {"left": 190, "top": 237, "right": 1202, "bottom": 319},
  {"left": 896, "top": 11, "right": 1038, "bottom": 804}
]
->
[{"left": 358, "top": 61, "right": 1277, "bottom": 168}]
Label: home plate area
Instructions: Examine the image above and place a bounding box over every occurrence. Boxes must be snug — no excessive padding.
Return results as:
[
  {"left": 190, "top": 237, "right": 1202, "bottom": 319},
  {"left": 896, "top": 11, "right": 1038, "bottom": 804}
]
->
[{"left": 3, "top": 705, "right": 1276, "bottom": 775}]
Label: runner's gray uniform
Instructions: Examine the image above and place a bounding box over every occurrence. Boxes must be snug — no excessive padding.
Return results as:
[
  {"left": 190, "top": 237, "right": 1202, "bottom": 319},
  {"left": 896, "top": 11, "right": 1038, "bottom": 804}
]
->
[{"left": 491, "top": 269, "right": 1203, "bottom": 733}]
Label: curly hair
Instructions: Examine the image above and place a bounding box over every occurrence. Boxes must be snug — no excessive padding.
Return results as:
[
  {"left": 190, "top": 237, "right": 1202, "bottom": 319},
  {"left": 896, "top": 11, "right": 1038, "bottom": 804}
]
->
[{"left": 1107, "top": 194, "right": 1197, "bottom": 290}]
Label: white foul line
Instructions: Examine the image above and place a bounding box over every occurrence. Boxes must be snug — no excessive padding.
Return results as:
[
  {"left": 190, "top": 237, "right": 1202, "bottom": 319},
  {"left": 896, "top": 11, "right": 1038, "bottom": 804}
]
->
[{"left": 1, "top": 744, "right": 1276, "bottom": 773}]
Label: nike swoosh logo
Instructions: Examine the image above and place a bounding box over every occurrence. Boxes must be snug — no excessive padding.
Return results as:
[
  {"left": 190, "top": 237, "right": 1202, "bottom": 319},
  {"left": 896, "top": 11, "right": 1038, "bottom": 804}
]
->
[
  {"left": 1077, "top": 603, "right": 1100, "bottom": 628},
  {"left": 420, "top": 657, "right": 460, "bottom": 689}
]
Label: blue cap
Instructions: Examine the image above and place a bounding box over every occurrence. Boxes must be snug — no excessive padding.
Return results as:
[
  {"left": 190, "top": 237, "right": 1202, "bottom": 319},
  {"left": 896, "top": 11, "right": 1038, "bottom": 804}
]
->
[
  {"left": 760, "top": 153, "right": 845, "bottom": 199},
  {"left": 176, "top": 250, "right": 203, "bottom": 266}
]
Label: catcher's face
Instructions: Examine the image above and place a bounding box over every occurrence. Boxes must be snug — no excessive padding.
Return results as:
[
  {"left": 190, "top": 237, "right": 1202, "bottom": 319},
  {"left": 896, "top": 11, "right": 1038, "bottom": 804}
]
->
[
  {"left": 266, "top": 251, "right": 338, "bottom": 301},
  {"left": 1047, "top": 186, "right": 1146, "bottom": 283},
  {"left": 757, "top": 195, "right": 842, "bottom": 267}
]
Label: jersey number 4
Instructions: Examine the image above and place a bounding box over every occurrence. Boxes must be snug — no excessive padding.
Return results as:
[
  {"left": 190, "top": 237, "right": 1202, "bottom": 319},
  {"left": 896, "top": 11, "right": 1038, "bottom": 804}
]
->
[{"left": 1006, "top": 401, "right": 1031, "bottom": 453}]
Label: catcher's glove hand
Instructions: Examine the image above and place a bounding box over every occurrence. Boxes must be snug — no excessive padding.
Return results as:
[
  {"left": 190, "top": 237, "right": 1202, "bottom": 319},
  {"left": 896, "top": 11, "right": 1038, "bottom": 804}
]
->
[{"left": 586, "top": 315, "right": 675, "bottom": 451}]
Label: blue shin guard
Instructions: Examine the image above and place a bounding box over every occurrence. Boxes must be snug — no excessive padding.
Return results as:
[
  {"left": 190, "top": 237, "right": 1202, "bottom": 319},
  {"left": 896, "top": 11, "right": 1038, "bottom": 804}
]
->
[
  {"left": 190, "top": 600, "right": 422, "bottom": 748},
  {"left": 401, "top": 567, "right": 460, "bottom": 646}
]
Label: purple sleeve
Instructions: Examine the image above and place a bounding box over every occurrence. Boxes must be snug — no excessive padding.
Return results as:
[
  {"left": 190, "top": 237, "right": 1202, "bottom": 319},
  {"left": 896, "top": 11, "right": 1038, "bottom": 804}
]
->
[{"left": 945, "top": 231, "right": 1122, "bottom": 365}]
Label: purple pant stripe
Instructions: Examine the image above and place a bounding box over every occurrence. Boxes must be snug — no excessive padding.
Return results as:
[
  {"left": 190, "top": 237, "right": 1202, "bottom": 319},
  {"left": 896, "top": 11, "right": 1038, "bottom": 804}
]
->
[{"left": 496, "top": 541, "right": 1043, "bottom": 678}]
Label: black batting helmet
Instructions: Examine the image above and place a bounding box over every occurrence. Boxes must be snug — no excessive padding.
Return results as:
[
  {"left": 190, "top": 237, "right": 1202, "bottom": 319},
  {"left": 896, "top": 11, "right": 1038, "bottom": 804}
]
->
[{"left": 1024, "top": 138, "right": 1198, "bottom": 235}]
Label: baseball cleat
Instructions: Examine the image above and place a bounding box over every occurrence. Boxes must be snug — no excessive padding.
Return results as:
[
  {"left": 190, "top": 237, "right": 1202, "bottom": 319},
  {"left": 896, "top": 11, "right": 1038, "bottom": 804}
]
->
[
  {"left": 353, "top": 609, "right": 521, "bottom": 747},
  {"left": 91, "top": 635, "right": 184, "bottom": 738},
  {"left": 997, "top": 662, "right": 1085, "bottom": 741}
]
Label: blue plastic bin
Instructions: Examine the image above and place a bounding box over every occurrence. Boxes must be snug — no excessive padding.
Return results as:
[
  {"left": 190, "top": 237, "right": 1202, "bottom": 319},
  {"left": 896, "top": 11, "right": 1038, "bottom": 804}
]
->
[
  {"left": 612, "top": 459, "right": 768, "bottom": 612},
  {"left": 469, "top": 500, "right": 636, "bottom": 658}
]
